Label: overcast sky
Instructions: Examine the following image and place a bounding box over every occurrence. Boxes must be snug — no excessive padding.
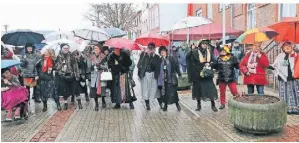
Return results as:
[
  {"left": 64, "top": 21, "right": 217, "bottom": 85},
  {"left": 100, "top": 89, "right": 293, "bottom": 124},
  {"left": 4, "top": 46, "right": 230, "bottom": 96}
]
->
[{"left": 0, "top": 1, "right": 142, "bottom": 32}]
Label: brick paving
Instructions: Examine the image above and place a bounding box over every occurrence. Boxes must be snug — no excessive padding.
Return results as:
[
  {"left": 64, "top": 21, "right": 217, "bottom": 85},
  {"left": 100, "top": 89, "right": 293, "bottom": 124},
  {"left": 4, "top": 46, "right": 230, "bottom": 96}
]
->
[{"left": 179, "top": 80, "right": 299, "bottom": 142}]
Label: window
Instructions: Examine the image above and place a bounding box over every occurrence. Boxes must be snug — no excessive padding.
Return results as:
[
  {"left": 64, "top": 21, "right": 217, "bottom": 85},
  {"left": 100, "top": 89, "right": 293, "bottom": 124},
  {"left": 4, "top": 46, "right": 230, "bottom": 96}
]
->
[
  {"left": 278, "top": 4, "right": 296, "bottom": 20},
  {"left": 219, "top": 4, "right": 230, "bottom": 12},
  {"left": 247, "top": 4, "right": 256, "bottom": 29},
  {"left": 196, "top": 8, "right": 203, "bottom": 17},
  {"left": 208, "top": 4, "right": 213, "bottom": 20}
]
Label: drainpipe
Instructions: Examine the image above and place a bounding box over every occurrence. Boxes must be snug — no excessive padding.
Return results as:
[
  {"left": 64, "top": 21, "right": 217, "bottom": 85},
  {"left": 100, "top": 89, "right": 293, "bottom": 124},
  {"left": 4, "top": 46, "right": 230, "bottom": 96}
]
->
[
  {"left": 230, "top": 5, "right": 233, "bottom": 28},
  {"left": 222, "top": 4, "right": 226, "bottom": 45}
]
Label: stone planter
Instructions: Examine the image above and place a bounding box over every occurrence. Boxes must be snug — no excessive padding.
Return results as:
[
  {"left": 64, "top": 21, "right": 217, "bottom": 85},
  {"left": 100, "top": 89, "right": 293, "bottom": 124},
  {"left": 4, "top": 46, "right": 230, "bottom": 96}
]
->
[
  {"left": 228, "top": 95, "right": 287, "bottom": 134},
  {"left": 178, "top": 73, "right": 191, "bottom": 90}
]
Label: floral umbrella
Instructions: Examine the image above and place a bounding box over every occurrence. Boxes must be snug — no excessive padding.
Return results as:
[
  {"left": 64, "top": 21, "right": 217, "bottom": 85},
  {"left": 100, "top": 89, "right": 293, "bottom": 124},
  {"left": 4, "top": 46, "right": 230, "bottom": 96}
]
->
[{"left": 235, "top": 28, "right": 278, "bottom": 44}]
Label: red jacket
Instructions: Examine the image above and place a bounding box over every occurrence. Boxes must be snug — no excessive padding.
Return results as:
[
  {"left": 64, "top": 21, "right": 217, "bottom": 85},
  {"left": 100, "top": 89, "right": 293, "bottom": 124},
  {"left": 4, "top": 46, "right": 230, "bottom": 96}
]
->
[{"left": 239, "top": 52, "right": 270, "bottom": 85}]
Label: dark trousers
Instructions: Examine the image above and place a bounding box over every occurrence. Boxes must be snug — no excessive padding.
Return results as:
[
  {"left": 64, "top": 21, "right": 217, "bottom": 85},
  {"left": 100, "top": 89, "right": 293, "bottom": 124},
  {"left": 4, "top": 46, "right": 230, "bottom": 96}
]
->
[{"left": 247, "top": 84, "right": 264, "bottom": 95}]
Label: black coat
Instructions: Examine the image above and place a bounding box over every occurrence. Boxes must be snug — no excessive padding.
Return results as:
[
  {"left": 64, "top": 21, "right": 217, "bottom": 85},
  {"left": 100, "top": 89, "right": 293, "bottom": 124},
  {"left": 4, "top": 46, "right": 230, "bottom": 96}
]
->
[
  {"left": 108, "top": 51, "right": 132, "bottom": 75},
  {"left": 212, "top": 55, "right": 239, "bottom": 83},
  {"left": 137, "top": 52, "right": 161, "bottom": 79},
  {"left": 186, "top": 48, "right": 216, "bottom": 83},
  {"left": 158, "top": 56, "right": 182, "bottom": 85}
]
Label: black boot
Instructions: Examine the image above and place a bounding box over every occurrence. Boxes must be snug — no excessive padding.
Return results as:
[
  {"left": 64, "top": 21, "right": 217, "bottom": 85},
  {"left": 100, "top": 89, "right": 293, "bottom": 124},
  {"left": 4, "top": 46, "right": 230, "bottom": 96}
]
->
[
  {"left": 195, "top": 100, "right": 201, "bottom": 111},
  {"left": 71, "top": 95, "right": 75, "bottom": 103},
  {"left": 102, "top": 97, "right": 106, "bottom": 108},
  {"left": 129, "top": 102, "right": 134, "bottom": 109},
  {"left": 219, "top": 104, "right": 225, "bottom": 110},
  {"left": 85, "top": 94, "right": 90, "bottom": 102},
  {"left": 34, "top": 98, "right": 41, "bottom": 103},
  {"left": 163, "top": 104, "right": 168, "bottom": 111},
  {"left": 77, "top": 99, "right": 83, "bottom": 109},
  {"left": 176, "top": 102, "right": 181, "bottom": 111},
  {"left": 42, "top": 101, "right": 47, "bottom": 112},
  {"left": 56, "top": 101, "right": 62, "bottom": 111},
  {"left": 113, "top": 104, "right": 121, "bottom": 109},
  {"left": 145, "top": 100, "right": 150, "bottom": 110},
  {"left": 211, "top": 101, "right": 218, "bottom": 112},
  {"left": 157, "top": 98, "right": 163, "bottom": 109},
  {"left": 94, "top": 97, "right": 99, "bottom": 111},
  {"left": 64, "top": 103, "right": 68, "bottom": 110}
]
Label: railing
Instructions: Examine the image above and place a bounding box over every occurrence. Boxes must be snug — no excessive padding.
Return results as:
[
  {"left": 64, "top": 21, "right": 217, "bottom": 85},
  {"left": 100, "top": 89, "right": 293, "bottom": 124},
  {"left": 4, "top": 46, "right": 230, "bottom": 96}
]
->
[{"left": 264, "top": 41, "right": 282, "bottom": 91}]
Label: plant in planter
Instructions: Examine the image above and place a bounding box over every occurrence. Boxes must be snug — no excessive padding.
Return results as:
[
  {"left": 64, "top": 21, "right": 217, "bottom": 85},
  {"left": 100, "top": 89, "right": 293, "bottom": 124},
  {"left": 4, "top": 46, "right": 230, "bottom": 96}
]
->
[
  {"left": 178, "top": 73, "right": 191, "bottom": 90},
  {"left": 228, "top": 94, "right": 287, "bottom": 134}
]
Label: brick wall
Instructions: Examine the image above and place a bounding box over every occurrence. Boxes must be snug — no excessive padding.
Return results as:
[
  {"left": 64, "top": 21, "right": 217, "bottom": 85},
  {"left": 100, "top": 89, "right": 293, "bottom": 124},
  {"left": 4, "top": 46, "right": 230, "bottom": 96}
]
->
[
  {"left": 256, "top": 4, "right": 276, "bottom": 28},
  {"left": 192, "top": 4, "right": 207, "bottom": 17},
  {"left": 297, "top": 4, "right": 299, "bottom": 17},
  {"left": 211, "top": 4, "right": 232, "bottom": 28},
  {"left": 233, "top": 4, "right": 245, "bottom": 30}
]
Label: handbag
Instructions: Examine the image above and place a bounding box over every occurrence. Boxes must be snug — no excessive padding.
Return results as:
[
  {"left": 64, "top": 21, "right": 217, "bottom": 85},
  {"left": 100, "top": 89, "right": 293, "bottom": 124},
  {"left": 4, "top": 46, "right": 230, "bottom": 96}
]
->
[{"left": 101, "top": 70, "right": 112, "bottom": 81}]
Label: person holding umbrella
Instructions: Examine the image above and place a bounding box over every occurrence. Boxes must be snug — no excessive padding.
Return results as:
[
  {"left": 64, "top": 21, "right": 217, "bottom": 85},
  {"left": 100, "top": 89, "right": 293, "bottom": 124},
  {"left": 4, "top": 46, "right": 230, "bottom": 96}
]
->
[
  {"left": 89, "top": 44, "right": 109, "bottom": 111},
  {"left": 137, "top": 42, "right": 162, "bottom": 110},
  {"left": 269, "top": 42, "right": 299, "bottom": 114},
  {"left": 186, "top": 40, "right": 218, "bottom": 112},
  {"left": 231, "top": 41, "right": 245, "bottom": 84},
  {"left": 158, "top": 46, "right": 182, "bottom": 111},
  {"left": 55, "top": 43, "right": 80, "bottom": 110},
  {"left": 20, "top": 43, "right": 41, "bottom": 103},
  {"left": 35, "top": 49, "right": 62, "bottom": 112},
  {"left": 239, "top": 42, "right": 270, "bottom": 95},
  {"left": 108, "top": 48, "right": 133, "bottom": 109}
]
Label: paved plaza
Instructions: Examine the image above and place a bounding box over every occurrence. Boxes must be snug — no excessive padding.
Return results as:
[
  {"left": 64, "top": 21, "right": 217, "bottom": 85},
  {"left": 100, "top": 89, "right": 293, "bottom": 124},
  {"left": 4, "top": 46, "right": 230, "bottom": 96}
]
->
[{"left": 1, "top": 68, "right": 299, "bottom": 142}]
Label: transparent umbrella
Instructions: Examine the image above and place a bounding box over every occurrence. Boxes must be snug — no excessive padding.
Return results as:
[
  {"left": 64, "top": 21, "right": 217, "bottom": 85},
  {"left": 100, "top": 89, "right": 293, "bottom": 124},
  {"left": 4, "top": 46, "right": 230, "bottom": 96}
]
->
[
  {"left": 41, "top": 39, "right": 78, "bottom": 56},
  {"left": 44, "top": 31, "right": 74, "bottom": 42},
  {"left": 72, "top": 26, "right": 111, "bottom": 42}
]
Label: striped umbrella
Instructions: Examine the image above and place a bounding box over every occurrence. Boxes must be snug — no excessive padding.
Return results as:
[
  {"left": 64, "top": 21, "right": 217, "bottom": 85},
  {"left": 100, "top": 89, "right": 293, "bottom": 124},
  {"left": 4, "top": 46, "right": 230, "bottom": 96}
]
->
[{"left": 236, "top": 28, "right": 278, "bottom": 44}]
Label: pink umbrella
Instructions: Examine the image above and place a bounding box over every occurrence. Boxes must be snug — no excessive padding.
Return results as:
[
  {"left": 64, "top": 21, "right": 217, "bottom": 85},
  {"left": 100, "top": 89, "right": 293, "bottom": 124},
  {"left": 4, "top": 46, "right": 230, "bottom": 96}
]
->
[
  {"left": 135, "top": 33, "right": 170, "bottom": 47},
  {"left": 105, "top": 38, "right": 141, "bottom": 50}
]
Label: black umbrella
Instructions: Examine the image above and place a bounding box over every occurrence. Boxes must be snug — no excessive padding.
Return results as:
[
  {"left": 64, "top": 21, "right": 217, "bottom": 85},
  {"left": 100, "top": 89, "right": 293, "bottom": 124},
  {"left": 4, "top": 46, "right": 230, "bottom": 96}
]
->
[
  {"left": 217, "top": 35, "right": 237, "bottom": 45},
  {"left": 1, "top": 29, "right": 45, "bottom": 46}
]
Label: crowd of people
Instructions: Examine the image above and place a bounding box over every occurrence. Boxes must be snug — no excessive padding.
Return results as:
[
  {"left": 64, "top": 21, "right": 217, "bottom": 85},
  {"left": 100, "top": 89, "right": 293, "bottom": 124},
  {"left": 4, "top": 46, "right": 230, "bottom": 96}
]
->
[{"left": 1, "top": 38, "right": 299, "bottom": 121}]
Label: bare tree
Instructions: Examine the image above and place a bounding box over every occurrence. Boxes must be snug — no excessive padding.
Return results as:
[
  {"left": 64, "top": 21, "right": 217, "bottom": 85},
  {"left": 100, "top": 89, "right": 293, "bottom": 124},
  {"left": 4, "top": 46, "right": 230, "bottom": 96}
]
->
[{"left": 84, "top": 3, "right": 138, "bottom": 31}]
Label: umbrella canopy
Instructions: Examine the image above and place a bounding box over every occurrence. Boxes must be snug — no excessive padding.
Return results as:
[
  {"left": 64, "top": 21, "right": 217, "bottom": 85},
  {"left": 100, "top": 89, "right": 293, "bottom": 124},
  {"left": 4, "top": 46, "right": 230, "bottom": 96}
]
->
[
  {"left": 235, "top": 28, "right": 278, "bottom": 44},
  {"left": 20, "top": 43, "right": 47, "bottom": 55},
  {"left": 45, "top": 31, "right": 74, "bottom": 42},
  {"left": 1, "top": 60, "right": 22, "bottom": 69},
  {"left": 172, "top": 16, "right": 212, "bottom": 30},
  {"left": 101, "top": 27, "right": 127, "bottom": 38},
  {"left": 1, "top": 29, "right": 45, "bottom": 46},
  {"left": 268, "top": 17, "right": 299, "bottom": 44},
  {"left": 73, "top": 26, "right": 110, "bottom": 42},
  {"left": 135, "top": 33, "right": 170, "bottom": 47},
  {"left": 169, "top": 23, "right": 243, "bottom": 40},
  {"left": 105, "top": 38, "right": 140, "bottom": 50},
  {"left": 41, "top": 39, "right": 78, "bottom": 56}
]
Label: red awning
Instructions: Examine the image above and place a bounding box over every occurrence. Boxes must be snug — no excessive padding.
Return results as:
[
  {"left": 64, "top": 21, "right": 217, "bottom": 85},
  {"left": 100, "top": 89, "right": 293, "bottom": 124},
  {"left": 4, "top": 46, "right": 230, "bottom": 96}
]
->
[{"left": 169, "top": 23, "right": 243, "bottom": 41}]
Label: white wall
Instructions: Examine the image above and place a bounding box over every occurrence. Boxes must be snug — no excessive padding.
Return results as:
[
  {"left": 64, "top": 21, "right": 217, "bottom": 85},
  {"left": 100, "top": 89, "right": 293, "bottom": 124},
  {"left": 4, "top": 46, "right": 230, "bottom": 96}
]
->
[{"left": 159, "top": 4, "right": 188, "bottom": 32}]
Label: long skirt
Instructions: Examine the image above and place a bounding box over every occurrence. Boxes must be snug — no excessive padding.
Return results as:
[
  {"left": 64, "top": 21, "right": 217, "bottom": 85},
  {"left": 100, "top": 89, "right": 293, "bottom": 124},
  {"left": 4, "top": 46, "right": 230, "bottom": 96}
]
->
[
  {"left": 1, "top": 87, "right": 28, "bottom": 110},
  {"left": 192, "top": 78, "right": 218, "bottom": 101},
  {"left": 57, "top": 76, "right": 73, "bottom": 100},
  {"left": 140, "top": 72, "right": 160, "bottom": 100},
  {"left": 90, "top": 86, "right": 106, "bottom": 98},
  {"left": 121, "top": 73, "right": 135, "bottom": 103},
  {"left": 279, "top": 79, "right": 299, "bottom": 112},
  {"left": 111, "top": 73, "right": 121, "bottom": 104},
  {"left": 36, "top": 79, "right": 59, "bottom": 102},
  {"left": 160, "top": 84, "right": 179, "bottom": 105}
]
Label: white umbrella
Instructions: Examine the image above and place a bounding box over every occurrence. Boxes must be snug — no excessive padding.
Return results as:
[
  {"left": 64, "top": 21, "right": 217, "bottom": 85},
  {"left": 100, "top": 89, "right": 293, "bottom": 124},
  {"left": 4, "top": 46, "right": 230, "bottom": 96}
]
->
[
  {"left": 72, "top": 26, "right": 111, "bottom": 42},
  {"left": 171, "top": 16, "right": 212, "bottom": 45},
  {"left": 41, "top": 39, "right": 78, "bottom": 56},
  {"left": 172, "top": 16, "right": 213, "bottom": 30},
  {"left": 45, "top": 31, "right": 74, "bottom": 42}
]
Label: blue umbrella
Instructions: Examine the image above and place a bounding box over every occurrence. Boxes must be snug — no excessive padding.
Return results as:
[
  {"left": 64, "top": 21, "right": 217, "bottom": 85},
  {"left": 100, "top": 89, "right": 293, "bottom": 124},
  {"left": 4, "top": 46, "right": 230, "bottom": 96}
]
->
[
  {"left": 102, "top": 27, "right": 126, "bottom": 38},
  {"left": 1, "top": 60, "right": 22, "bottom": 69},
  {"left": 20, "top": 43, "right": 47, "bottom": 55},
  {"left": 1, "top": 29, "right": 45, "bottom": 46}
]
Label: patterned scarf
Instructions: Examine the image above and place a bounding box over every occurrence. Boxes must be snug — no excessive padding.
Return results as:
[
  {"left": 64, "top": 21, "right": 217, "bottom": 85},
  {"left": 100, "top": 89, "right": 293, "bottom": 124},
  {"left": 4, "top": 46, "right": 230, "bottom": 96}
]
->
[
  {"left": 247, "top": 52, "right": 257, "bottom": 74},
  {"left": 91, "top": 53, "right": 106, "bottom": 95},
  {"left": 198, "top": 49, "right": 211, "bottom": 63}
]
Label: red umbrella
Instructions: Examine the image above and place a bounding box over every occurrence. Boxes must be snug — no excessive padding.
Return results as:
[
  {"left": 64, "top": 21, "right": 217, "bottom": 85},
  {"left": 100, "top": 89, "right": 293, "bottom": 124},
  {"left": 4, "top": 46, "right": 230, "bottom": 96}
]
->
[
  {"left": 135, "top": 33, "right": 170, "bottom": 47},
  {"left": 268, "top": 17, "right": 299, "bottom": 43},
  {"left": 105, "top": 38, "right": 141, "bottom": 50},
  {"left": 169, "top": 23, "right": 243, "bottom": 41}
]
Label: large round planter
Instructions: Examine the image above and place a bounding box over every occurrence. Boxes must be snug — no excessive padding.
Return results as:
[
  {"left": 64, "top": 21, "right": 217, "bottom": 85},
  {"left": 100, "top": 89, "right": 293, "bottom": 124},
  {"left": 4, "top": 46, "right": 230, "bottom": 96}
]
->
[
  {"left": 178, "top": 73, "right": 191, "bottom": 90},
  {"left": 228, "top": 95, "right": 287, "bottom": 134}
]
